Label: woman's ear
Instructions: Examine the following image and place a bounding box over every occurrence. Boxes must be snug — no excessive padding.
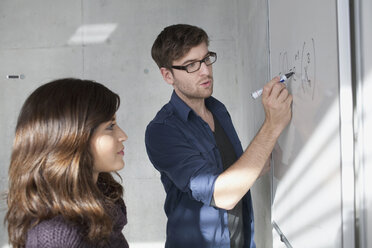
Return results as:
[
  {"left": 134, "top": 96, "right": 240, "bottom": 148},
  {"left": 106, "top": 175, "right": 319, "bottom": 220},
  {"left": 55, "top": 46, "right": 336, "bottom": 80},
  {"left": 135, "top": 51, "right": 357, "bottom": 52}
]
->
[{"left": 160, "top": 67, "right": 175, "bottom": 86}]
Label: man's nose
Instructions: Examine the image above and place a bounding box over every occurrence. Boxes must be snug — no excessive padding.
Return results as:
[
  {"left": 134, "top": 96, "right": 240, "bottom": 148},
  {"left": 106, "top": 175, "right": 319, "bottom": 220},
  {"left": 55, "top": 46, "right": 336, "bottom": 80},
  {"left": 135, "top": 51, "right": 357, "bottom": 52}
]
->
[{"left": 199, "top": 61, "right": 210, "bottom": 75}]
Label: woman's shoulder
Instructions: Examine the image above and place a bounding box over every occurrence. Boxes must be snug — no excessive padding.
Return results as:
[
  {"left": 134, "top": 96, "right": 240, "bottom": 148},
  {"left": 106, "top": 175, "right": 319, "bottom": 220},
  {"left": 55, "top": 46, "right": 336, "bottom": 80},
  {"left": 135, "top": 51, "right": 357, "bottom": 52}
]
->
[{"left": 26, "top": 216, "right": 90, "bottom": 248}]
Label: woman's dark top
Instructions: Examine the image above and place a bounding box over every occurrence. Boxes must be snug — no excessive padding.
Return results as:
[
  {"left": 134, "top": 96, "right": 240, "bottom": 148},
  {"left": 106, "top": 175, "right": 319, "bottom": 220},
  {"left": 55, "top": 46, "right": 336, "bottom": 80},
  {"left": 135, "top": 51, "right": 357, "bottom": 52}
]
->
[{"left": 25, "top": 198, "right": 129, "bottom": 248}]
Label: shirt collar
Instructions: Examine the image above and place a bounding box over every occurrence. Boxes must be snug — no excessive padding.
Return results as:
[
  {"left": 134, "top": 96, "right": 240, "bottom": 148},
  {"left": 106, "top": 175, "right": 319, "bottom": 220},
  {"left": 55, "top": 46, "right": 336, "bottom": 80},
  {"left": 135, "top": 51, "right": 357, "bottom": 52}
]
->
[
  {"left": 205, "top": 96, "right": 224, "bottom": 113},
  {"left": 170, "top": 90, "right": 226, "bottom": 122},
  {"left": 170, "top": 91, "right": 193, "bottom": 122}
]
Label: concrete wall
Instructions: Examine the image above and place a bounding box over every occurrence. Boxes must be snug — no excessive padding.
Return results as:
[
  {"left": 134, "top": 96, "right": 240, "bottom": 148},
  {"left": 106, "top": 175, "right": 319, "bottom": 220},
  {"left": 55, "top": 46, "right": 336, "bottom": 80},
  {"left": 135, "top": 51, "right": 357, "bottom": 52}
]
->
[
  {"left": 0, "top": 1, "right": 271, "bottom": 247},
  {"left": 235, "top": 1, "right": 272, "bottom": 247}
]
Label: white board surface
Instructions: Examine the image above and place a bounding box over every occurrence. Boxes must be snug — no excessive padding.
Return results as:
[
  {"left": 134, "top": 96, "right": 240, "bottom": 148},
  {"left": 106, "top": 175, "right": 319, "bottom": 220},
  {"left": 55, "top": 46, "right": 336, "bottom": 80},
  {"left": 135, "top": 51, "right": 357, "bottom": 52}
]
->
[{"left": 269, "top": 0, "right": 345, "bottom": 247}]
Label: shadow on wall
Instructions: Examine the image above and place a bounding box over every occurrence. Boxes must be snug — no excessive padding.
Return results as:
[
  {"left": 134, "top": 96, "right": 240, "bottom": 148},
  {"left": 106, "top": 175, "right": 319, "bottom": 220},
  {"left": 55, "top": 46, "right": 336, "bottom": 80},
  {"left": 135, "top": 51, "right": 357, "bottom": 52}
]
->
[{"left": 271, "top": 96, "right": 344, "bottom": 247}]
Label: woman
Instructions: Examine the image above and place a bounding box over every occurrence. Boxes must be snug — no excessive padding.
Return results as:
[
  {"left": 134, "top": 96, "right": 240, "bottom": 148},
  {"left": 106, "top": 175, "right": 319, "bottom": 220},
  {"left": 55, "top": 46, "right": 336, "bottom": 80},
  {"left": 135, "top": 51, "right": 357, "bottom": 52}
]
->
[{"left": 5, "top": 78, "right": 129, "bottom": 248}]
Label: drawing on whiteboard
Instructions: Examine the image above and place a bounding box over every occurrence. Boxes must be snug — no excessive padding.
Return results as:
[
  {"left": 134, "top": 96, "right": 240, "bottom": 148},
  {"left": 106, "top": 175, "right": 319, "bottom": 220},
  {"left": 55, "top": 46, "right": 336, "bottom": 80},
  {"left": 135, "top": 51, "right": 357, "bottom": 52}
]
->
[
  {"left": 273, "top": 38, "right": 318, "bottom": 187},
  {"left": 277, "top": 38, "right": 316, "bottom": 100},
  {"left": 301, "top": 38, "right": 316, "bottom": 100}
]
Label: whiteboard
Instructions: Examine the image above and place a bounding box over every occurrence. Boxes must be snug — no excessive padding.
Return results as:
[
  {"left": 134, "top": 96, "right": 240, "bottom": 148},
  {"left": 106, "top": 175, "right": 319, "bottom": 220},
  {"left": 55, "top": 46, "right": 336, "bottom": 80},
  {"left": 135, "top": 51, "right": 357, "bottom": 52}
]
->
[{"left": 269, "top": 0, "right": 347, "bottom": 247}]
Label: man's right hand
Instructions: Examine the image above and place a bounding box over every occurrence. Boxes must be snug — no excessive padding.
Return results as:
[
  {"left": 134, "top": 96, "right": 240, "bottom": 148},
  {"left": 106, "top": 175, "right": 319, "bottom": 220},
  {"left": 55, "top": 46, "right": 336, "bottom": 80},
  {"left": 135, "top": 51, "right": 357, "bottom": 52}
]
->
[
  {"left": 213, "top": 76, "right": 293, "bottom": 210},
  {"left": 261, "top": 76, "right": 293, "bottom": 138}
]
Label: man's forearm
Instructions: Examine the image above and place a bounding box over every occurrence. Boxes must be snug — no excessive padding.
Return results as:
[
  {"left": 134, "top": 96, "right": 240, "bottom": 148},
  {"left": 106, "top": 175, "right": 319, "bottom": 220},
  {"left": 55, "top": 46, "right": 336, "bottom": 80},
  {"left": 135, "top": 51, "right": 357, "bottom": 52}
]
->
[{"left": 213, "top": 121, "right": 280, "bottom": 210}]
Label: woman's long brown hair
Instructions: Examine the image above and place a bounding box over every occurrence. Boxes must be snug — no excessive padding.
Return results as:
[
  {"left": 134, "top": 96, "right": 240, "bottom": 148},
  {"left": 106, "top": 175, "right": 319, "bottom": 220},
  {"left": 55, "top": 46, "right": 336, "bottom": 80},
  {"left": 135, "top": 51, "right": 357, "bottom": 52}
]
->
[{"left": 5, "top": 78, "right": 123, "bottom": 247}]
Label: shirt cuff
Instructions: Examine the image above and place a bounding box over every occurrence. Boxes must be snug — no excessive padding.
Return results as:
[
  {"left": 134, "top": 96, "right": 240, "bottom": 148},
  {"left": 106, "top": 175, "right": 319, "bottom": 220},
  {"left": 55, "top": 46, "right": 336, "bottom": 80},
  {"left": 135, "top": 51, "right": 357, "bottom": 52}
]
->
[{"left": 190, "top": 172, "right": 219, "bottom": 206}]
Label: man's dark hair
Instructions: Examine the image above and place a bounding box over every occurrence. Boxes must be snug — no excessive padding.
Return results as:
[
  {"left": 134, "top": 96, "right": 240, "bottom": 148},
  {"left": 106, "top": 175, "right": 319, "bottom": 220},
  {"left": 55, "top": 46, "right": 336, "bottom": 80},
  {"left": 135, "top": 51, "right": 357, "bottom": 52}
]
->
[{"left": 151, "top": 24, "right": 209, "bottom": 69}]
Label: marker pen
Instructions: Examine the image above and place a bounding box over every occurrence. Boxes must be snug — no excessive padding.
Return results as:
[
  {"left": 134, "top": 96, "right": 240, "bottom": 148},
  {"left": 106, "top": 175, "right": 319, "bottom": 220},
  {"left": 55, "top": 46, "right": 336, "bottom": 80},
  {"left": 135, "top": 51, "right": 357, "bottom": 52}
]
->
[{"left": 251, "top": 72, "right": 294, "bottom": 99}]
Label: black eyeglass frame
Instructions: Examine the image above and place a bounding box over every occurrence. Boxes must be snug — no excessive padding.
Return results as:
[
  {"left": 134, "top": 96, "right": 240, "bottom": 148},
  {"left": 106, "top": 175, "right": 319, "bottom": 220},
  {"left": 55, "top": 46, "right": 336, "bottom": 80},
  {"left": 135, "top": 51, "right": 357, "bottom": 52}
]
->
[{"left": 171, "top": 52, "right": 217, "bottom": 73}]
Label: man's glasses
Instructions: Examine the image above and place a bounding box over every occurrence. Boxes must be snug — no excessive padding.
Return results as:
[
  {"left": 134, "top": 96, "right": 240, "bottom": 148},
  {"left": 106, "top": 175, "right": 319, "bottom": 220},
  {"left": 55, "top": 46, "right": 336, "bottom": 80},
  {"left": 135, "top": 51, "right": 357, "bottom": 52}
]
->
[{"left": 171, "top": 52, "right": 217, "bottom": 73}]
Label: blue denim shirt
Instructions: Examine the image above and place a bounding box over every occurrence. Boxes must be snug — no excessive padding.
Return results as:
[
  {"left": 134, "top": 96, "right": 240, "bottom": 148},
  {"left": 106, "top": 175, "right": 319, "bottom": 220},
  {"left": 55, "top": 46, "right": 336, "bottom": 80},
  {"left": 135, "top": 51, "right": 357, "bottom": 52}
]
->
[{"left": 145, "top": 91, "right": 255, "bottom": 248}]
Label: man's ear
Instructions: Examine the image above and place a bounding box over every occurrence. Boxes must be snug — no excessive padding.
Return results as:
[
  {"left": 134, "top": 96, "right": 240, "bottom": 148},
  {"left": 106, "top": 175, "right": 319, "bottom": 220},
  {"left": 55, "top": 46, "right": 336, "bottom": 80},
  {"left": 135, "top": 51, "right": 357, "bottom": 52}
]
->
[{"left": 160, "top": 67, "right": 175, "bottom": 85}]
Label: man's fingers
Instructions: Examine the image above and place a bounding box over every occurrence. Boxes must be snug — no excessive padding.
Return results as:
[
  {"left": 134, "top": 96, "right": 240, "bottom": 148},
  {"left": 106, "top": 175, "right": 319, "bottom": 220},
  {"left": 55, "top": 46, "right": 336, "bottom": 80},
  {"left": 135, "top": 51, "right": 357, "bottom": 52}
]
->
[
  {"left": 277, "top": 87, "right": 289, "bottom": 103},
  {"left": 271, "top": 83, "right": 287, "bottom": 99},
  {"left": 285, "top": 94, "right": 293, "bottom": 106},
  {"left": 262, "top": 76, "right": 280, "bottom": 97}
]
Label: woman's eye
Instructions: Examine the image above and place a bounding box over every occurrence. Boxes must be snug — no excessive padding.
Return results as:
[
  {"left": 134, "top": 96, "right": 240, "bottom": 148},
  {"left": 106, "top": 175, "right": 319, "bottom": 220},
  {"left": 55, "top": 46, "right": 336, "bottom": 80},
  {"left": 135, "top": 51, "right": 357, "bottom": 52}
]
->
[{"left": 107, "top": 123, "right": 116, "bottom": 130}]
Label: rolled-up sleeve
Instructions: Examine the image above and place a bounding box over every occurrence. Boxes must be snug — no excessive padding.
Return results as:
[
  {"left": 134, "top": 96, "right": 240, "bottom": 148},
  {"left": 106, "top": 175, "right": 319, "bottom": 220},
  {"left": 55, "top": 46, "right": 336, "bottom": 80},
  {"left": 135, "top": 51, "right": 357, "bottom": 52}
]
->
[{"left": 145, "top": 122, "right": 219, "bottom": 205}]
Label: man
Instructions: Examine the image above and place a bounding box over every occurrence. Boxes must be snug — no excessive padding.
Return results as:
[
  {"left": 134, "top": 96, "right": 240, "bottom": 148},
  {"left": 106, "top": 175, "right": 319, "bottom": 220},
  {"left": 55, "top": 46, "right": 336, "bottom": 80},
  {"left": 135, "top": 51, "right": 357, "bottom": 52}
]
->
[{"left": 145, "top": 24, "right": 292, "bottom": 248}]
